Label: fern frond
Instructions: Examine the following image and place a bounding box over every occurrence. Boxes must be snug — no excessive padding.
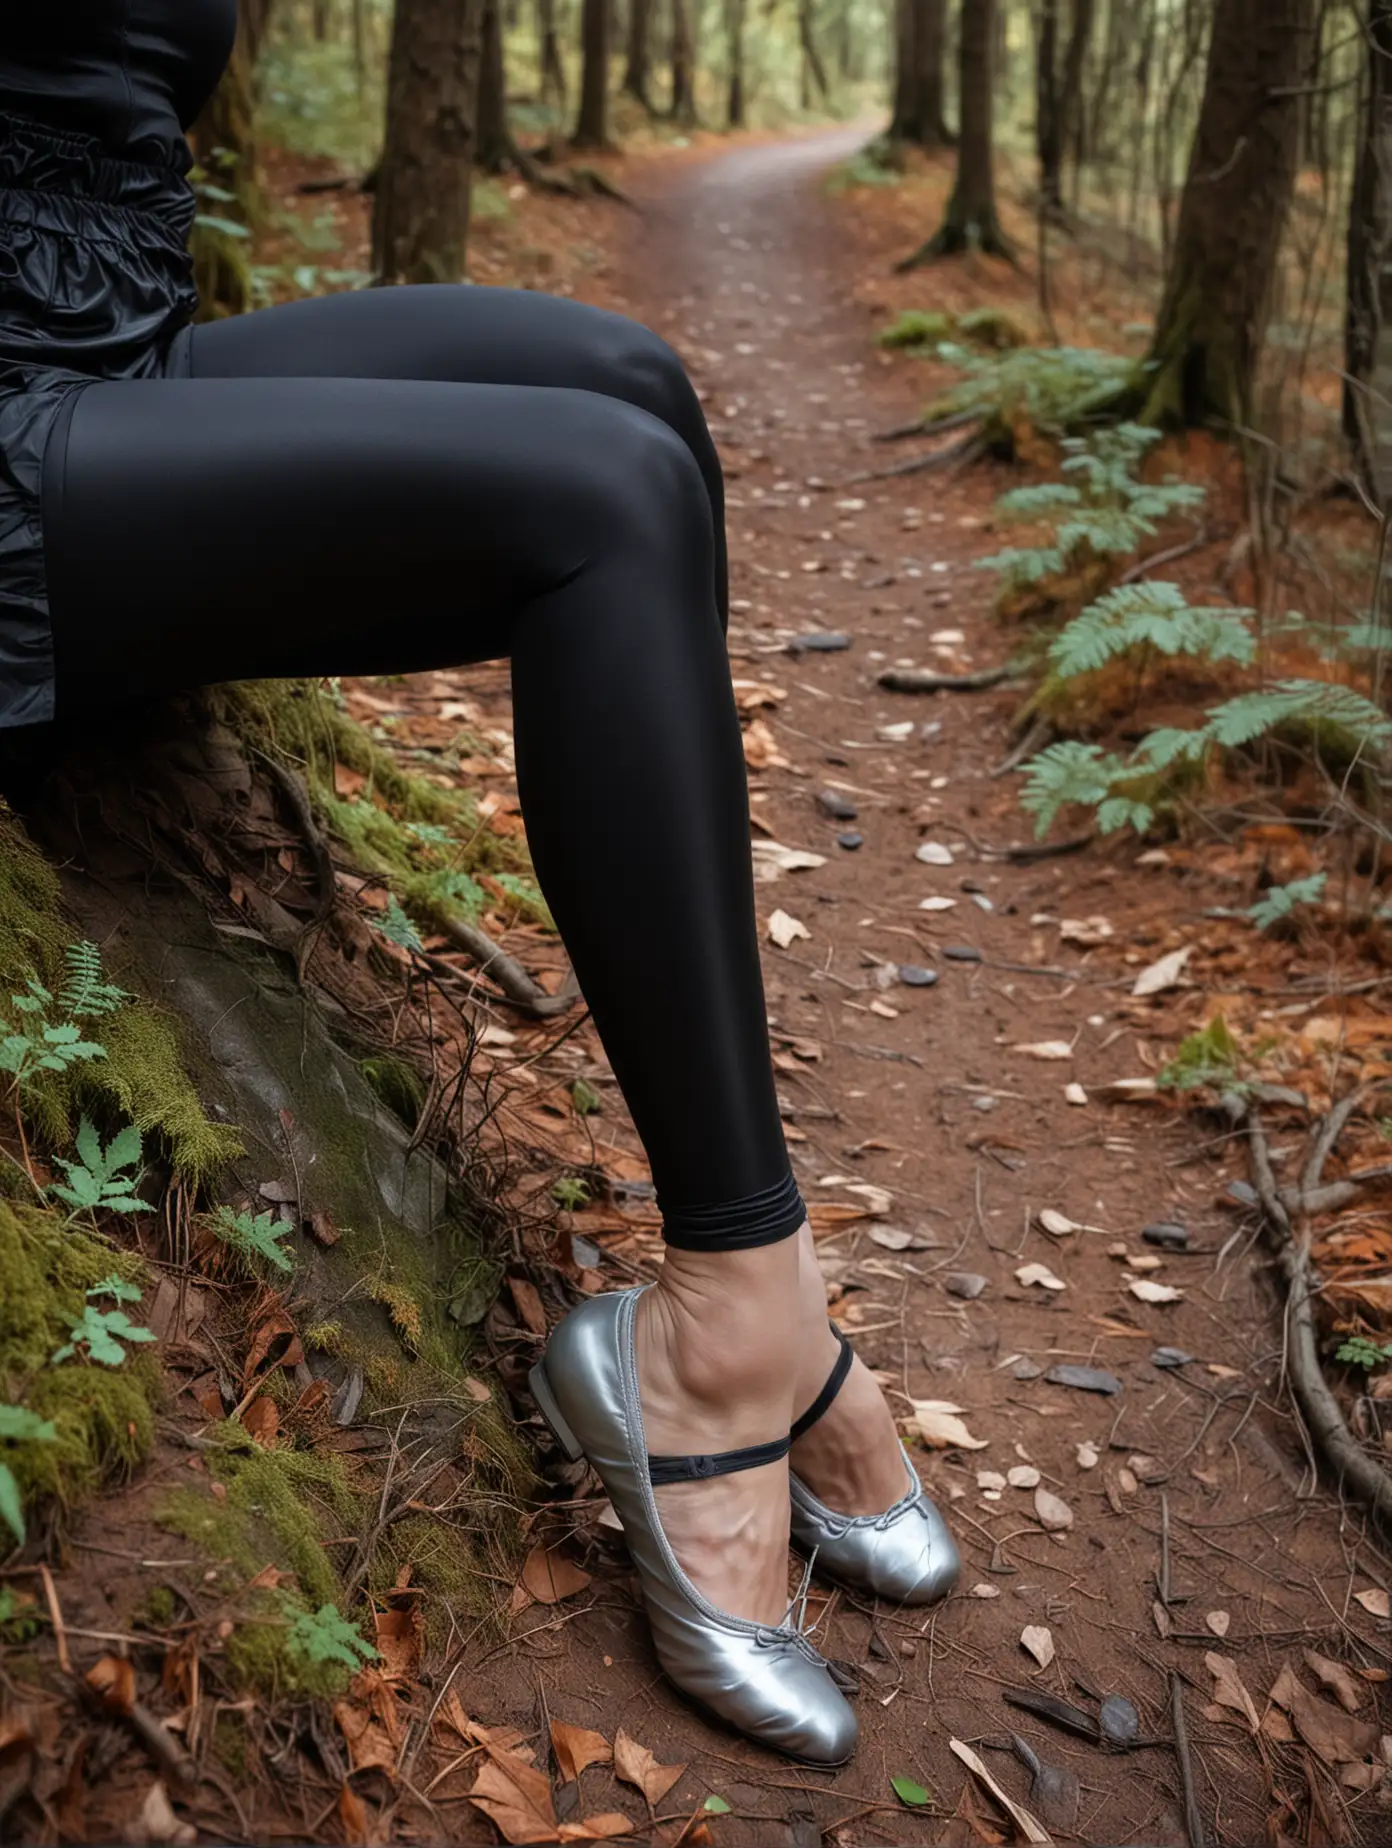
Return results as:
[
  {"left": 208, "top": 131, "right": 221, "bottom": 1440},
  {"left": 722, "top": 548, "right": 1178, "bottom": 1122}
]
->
[
  {"left": 1203, "top": 680, "right": 1392, "bottom": 752},
  {"left": 1018, "top": 740, "right": 1130, "bottom": 836},
  {"left": 59, "top": 941, "right": 129, "bottom": 1020},
  {"left": 1048, "top": 583, "right": 1257, "bottom": 678}
]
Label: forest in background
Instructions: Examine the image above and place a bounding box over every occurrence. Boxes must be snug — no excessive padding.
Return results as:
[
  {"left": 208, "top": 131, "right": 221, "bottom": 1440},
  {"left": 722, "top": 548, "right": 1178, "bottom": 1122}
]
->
[{"left": 4, "top": 4, "right": 1392, "bottom": 1845}]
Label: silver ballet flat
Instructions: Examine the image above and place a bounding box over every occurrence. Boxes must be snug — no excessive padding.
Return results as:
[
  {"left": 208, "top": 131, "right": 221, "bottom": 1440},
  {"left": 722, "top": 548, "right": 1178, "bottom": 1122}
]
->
[
  {"left": 530, "top": 1286, "right": 858, "bottom": 1766},
  {"left": 789, "top": 1326, "right": 961, "bottom": 1606}
]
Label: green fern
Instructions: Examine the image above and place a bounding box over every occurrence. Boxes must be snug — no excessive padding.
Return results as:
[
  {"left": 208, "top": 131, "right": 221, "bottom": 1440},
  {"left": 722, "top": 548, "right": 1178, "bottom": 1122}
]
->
[
  {"left": 1159, "top": 1016, "right": 1241, "bottom": 1092},
  {"left": 287, "top": 1602, "right": 378, "bottom": 1674},
  {"left": 1048, "top": 582, "right": 1257, "bottom": 679},
  {"left": 210, "top": 1204, "right": 295, "bottom": 1274},
  {"left": 58, "top": 942, "right": 130, "bottom": 1020},
  {"left": 374, "top": 897, "right": 424, "bottom": 954},
  {"left": 49, "top": 1118, "right": 152, "bottom": 1216},
  {"left": 0, "top": 1405, "right": 57, "bottom": 1546},
  {"left": 1018, "top": 741, "right": 1148, "bottom": 836},
  {"left": 1248, "top": 874, "right": 1328, "bottom": 931},
  {"left": 52, "top": 1301, "right": 156, "bottom": 1368}
]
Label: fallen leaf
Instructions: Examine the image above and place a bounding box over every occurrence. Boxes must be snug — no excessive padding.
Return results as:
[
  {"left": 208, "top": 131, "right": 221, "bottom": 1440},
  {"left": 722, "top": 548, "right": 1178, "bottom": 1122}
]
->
[
  {"left": 1205, "top": 1610, "right": 1230, "bottom": 1639},
  {"left": 86, "top": 1655, "right": 135, "bottom": 1715},
  {"left": 1132, "top": 947, "right": 1192, "bottom": 997},
  {"left": 336, "top": 1784, "right": 371, "bottom": 1848},
  {"left": 743, "top": 719, "right": 791, "bottom": 770},
  {"left": 551, "top": 1719, "right": 613, "bottom": 1782},
  {"left": 911, "top": 1400, "right": 988, "bottom": 1450},
  {"left": 1268, "top": 1662, "right": 1381, "bottom": 1764},
  {"left": 508, "top": 1277, "right": 548, "bottom": 1337},
  {"left": 373, "top": 1602, "right": 423, "bottom": 1683},
  {"left": 1303, "top": 1649, "right": 1365, "bottom": 1713},
  {"left": 750, "top": 840, "right": 827, "bottom": 881},
  {"left": 915, "top": 842, "right": 954, "bottom": 865},
  {"left": 1059, "top": 915, "right": 1113, "bottom": 947},
  {"left": 977, "top": 1469, "right": 1007, "bottom": 1491},
  {"left": 1354, "top": 1587, "right": 1390, "bottom": 1618},
  {"left": 131, "top": 1783, "right": 196, "bottom": 1846},
  {"left": 334, "top": 1695, "right": 399, "bottom": 1777},
  {"left": 1037, "top": 1209, "right": 1081, "bottom": 1237},
  {"left": 767, "top": 908, "right": 810, "bottom": 949},
  {"left": 1075, "top": 1443, "right": 1099, "bottom": 1470},
  {"left": 1034, "top": 1488, "right": 1073, "bottom": 1532},
  {"left": 247, "top": 1562, "right": 292, "bottom": 1592},
  {"left": 1128, "top": 1278, "right": 1183, "bottom": 1304},
  {"left": 949, "top": 1739, "right": 1053, "bottom": 1845},
  {"left": 614, "top": 1729, "right": 686, "bottom": 1807},
  {"left": 1012, "top": 1041, "right": 1073, "bottom": 1061},
  {"left": 838, "top": 1181, "right": 892, "bottom": 1215},
  {"left": 1008, "top": 1466, "right": 1041, "bottom": 1489},
  {"left": 1064, "top": 1083, "right": 1088, "bottom": 1106},
  {"left": 1021, "top": 1626, "right": 1055, "bottom": 1670},
  {"left": 558, "top": 1815, "right": 635, "bottom": 1842},
  {"left": 891, "top": 1774, "right": 931, "bottom": 1806},
  {"left": 519, "top": 1543, "right": 592, "bottom": 1607},
  {"left": 971, "top": 1583, "right": 1001, "bottom": 1599},
  {"left": 242, "top": 1396, "right": 279, "bottom": 1446},
  {"left": 1206, "top": 1652, "right": 1260, "bottom": 1733},
  {"left": 1016, "top": 1262, "right": 1066, "bottom": 1292},
  {"left": 918, "top": 895, "right": 958, "bottom": 912},
  {"left": 469, "top": 1746, "right": 560, "bottom": 1844}
]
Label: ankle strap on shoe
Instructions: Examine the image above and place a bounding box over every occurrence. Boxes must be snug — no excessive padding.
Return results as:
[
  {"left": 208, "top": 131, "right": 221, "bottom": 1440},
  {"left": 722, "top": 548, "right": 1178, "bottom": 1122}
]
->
[
  {"left": 648, "top": 1436, "right": 791, "bottom": 1486},
  {"left": 789, "top": 1323, "right": 853, "bottom": 1443}
]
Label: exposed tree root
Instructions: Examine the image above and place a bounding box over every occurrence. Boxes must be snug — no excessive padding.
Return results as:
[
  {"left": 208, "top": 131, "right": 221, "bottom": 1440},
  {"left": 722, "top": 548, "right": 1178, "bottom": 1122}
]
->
[
  {"left": 895, "top": 218, "right": 1018, "bottom": 273},
  {"left": 872, "top": 408, "right": 984, "bottom": 445},
  {"left": 991, "top": 714, "right": 1056, "bottom": 779},
  {"left": 877, "top": 664, "right": 1020, "bottom": 694},
  {"left": 434, "top": 915, "right": 581, "bottom": 1019},
  {"left": 1224, "top": 1091, "right": 1392, "bottom": 1535},
  {"left": 854, "top": 432, "right": 987, "bottom": 482}
]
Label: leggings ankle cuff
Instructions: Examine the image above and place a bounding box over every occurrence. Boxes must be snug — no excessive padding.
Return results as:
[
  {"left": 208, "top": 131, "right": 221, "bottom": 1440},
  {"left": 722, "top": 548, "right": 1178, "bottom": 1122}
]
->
[{"left": 661, "top": 1172, "right": 806, "bottom": 1252}]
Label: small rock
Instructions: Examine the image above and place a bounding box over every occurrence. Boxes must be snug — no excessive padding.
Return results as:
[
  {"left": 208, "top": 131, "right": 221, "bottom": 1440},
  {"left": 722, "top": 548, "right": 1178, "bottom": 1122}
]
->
[
  {"left": 1034, "top": 1487, "right": 1074, "bottom": 1531},
  {"left": 947, "top": 1271, "right": 988, "bottom": 1300},
  {"left": 788, "top": 631, "right": 852, "bottom": 654},
  {"left": 1012, "top": 1357, "right": 1043, "bottom": 1381},
  {"left": 972, "top": 1095, "right": 999, "bottom": 1113},
  {"left": 1226, "top": 1180, "right": 1259, "bottom": 1208},
  {"left": 915, "top": 841, "right": 955, "bottom": 866},
  {"left": 837, "top": 832, "right": 864, "bottom": 851},
  {"left": 1075, "top": 1442, "right": 1100, "bottom": 1470},
  {"left": 898, "top": 963, "right": 938, "bottom": 987},
  {"left": 1152, "top": 1346, "right": 1194, "bottom": 1370},
  {"left": 1021, "top": 1625, "right": 1056, "bottom": 1669},
  {"left": 816, "top": 789, "right": 858, "bottom": 821},
  {"left": 1143, "top": 1221, "right": 1190, "bottom": 1250},
  {"left": 1099, "top": 1695, "right": 1139, "bottom": 1746},
  {"left": 943, "top": 944, "right": 983, "bottom": 963},
  {"left": 1008, "top": 1466, "right": 1041, "bottom": 1489},
  {"left": 899, "top": 1639, "right": 917, "bottom": 1658},
  {"left": 977, "top": 1470, "right": 1007, "bottom": 1492},
  {"left": 1205, "top": 1609, "right": 1230, "bottom": 1638},
  {"left": 1044, "top": 1364, "right": 1124, "bottom": 1396},
  {"left": 970, "top": 1583, "right": 1000, "bottom": 1599}
]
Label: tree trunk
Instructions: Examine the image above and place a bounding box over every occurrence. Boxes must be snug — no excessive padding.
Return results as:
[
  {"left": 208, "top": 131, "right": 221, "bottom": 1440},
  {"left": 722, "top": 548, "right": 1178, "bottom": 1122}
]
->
[
  {"left": 477, "top": 0, "right": 512, "bottom": 170},
  {"left": 1345, "top": 0, "right": 1392, "bottom": 499},
  {"left": 1035, "top": 0, "right": 1062, "bottom": 210},
  {"left": 373, "top": 0, "right": 485, "bottom": 286},
  {"left": 623, "top": 0, "right": 655, "bottom": 106},
  {"left": 1140, "top": 0, "right": 1318, "bottom": 428},
  {"left": 669, "top": 0, "right": 696, "bottom": 126},
  {"left": 572, "top": 0, "right": 612, "bottom": 147},
  {"left": 538, "top": 0, "right": 568, "bottom": 109},
  {"left": 313, "top": 0, "right": 332, "bottom": 39},
  {"left": 902, "top": 0, "right": 1010, "bottom": 261},
  {"left": 891, "top": 0, "right": 951, "bottom": 146},
  {"left": 798, "top": 0, "right": 830, "bottom": 105},
  {"left": 724, "top": 0, "right": 747, "bottom": 127}
]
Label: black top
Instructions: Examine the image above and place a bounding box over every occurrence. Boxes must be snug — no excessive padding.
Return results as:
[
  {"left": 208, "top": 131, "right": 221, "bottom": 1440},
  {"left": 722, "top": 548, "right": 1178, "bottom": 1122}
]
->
[{"left": 0, "top": 1, "right": 238, "bottom": 168}]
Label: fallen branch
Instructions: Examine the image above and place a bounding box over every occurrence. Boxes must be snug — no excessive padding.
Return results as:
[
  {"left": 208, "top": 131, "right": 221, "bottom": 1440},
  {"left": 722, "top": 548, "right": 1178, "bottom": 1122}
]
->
[
  {"left": 1229, "top": 1093, "right": 1392, "bottom": 1534},
  {"left": 991, "top": 715, "right": 1055, "bottom": 779},
  {"left": 872, "top": 408, "right": 983, "bottom": 445},
  {"left": 851, "top": 432, "right": 986, "bottom": 482},
  {"left": 1169, "top": 1673, "right": 1207, "bottom": 1848},
  {"left": 1115, "top": 526, "right": 1209, "bottom": 587},
  {"left": 877, "top": 664, "right": 1020, "bottom": 695},
  {"left": 432, "top": 917, "right": 581, "bottom": 1020}
]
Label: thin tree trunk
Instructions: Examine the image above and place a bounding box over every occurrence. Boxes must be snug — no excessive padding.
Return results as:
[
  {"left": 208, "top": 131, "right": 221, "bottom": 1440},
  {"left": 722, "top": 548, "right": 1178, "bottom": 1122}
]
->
[
  {"left": 669, "top": 0, "right": 696, "bottom": 126},
  {"left": 313, "top": 0, "right": 331, "bottom": 39},
  {"left": 902, "top": 0, "right": 1011, "bottom": 261},
  {"left": 1140, "top": 0, "right": 1318, "bottom": 428},
  {"left": 1035, "top": 0, "right": 1062, "bottom": 209},
  {"left": 724, "top": 0, "right": 747, "bottom": 126},
  {"left": 1345, "top": 0, "right": 1392, "bottom": 498},
  {"left": 890, "top": 0, "right": 949, "bottom": 144},
  {"left": 373, "top": 0, "right": 485, "bottom": 286},
  {"left": 538, "top": 0, "right": 568, "bottom": 109},
  {"left": 799, "top": 0, "right": 830, "bottom": 104},
  {"left": 623, "top": 0, "right": 655, "bottom": 106},
  {"left": 572, "top": 0, "right": 612, "bottom": 145},
  {"left": 477, "top": 0, "right": 511, "bottom": 169}
]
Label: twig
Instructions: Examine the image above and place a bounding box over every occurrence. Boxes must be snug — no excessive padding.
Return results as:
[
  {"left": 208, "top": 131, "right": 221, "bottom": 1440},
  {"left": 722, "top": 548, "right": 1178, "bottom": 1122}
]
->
[
  {"left": 853, "top": 432, "right": 986, "bottom": 481},
  {"left": 39, "top": 1564, "right": 70, "bottom": 1675},
  {"left": 1170, "top": 1672, "right": 1207, "bottom": 1848},
  {"left": 876, "top": 664, "right": 1020, "bottom": 695},
  {"left": 872, "top": 408, "right": 983, "bottom": 444},
  {"left": 1158, "top": 1492, "right": 1172, "bottom": 1607},
  {"left": 1115, "top": 527, "right": 1209, "bottom": 587},
  {"left": 430, "top": 917, "right": 580, "bottom": 1019},
  {"left": 990, "top": 715, "right": 1055, "bottom": 779}
]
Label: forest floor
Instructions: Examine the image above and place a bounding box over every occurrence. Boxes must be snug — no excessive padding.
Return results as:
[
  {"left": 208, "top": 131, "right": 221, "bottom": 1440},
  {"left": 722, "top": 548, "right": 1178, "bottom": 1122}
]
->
[{"left": 7, "top": 131, "right": 1392, "bottom": 1848}]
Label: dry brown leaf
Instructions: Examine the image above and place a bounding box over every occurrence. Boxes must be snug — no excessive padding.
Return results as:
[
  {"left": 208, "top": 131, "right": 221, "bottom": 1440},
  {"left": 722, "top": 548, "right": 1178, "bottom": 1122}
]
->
[
  {"left": 551, "top": 1719, "right": 613, "bottom": 1782},
  {"left": 1206, "top": 1652, "right": 1260, "bottom": 1733},
  {"left": 948, "top": 1739, "right": 1053, "bottom": 1845},
  {"left": 1132, "top": 947, "right": 1192, "bottom": 997},
  {"left": 336, "top": 1783, "right": 371, "bottom": 1848},
  {"left": 1354, "top": 1586, "right": 1390, "bottom": 1618},
  {"left": 1303, "top": 1649, "right": 1365, "bottom": 1713},
  {"left": 508, "top": 1276, "right": 548, "bottom": 1337},
  {"left": 469, "top": 1746, "right": 559, "bottom": 1844},
  {"left": 767, "top": 908, "right": 810, "bottom": 949},
  {"left": 1268, "top": 1662, "right": 1380, "bottom": 1765},
  {"left": 85, "top": 1654, "right": 135, "bottom": 1715},
  {"left": 519, "top": 1542, "right": 592, "bottom": 1607},
  {"left": 558, "top": 1816, "right": 635, "bottom": 1842},
  {"left": 246, "top": 1563, "right": 292, "bottom": 1592},
  {"left": 373, "top": 1602, "right": 423, "bottom": 1683},
  {"left": 911, "top": 1400, "right": 988, "bottom": 1450},
  {"left": 1128, "top": 1278, "right": 1182, "bottom": 1304},
  {"left": 1205, "top": 1611, "right": 1230, "bottom": 1639},
  {"left": 1016, "top": 1262, "right": 1066, "bottom": 1292},
  {"left": 242, "top": 1396, "right": 280, "bottom": 1446},
  {"left": 742, "top": 718, "right": 791, "bottom": 770},
  {"left": 1020, "top": 1625, "right": 1055, "bottom": 1670},
  {"left": 334, "top": 1686, "right": 399, "bottom": 1777},
  {"left": 613, "top": 1729, "right": 686, "bottom": 1807}
]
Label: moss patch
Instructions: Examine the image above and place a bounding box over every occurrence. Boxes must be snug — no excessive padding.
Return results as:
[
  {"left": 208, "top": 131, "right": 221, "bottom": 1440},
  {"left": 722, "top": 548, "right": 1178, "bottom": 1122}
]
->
[{"left": 0, "top": 1200, "right": 158, "bottom": 1514}]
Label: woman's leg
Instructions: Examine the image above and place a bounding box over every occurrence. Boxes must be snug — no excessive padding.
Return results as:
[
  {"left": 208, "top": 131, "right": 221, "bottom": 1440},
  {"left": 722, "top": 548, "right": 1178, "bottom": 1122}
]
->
[
  {"left": 188, "top": 285, "right": 729, "bottom": 626},
  {"left": 44, "top": 371, "right": 804, "bottom": 1618}
]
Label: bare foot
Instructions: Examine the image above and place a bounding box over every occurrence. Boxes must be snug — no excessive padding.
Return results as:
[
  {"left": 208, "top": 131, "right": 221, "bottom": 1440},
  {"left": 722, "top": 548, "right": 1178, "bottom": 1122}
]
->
[
  {"left": 634, "top": 1241, "right": 801, "bottom": 1625},
  {"left": 788, "top": 1224, "right": 911, "bottom": 1514}
]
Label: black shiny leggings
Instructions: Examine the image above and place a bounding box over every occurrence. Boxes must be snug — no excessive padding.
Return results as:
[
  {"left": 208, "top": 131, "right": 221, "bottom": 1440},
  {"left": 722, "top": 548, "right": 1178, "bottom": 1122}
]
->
[{"left": 42, "top": 286, "right": 804, "bottom": 1250}]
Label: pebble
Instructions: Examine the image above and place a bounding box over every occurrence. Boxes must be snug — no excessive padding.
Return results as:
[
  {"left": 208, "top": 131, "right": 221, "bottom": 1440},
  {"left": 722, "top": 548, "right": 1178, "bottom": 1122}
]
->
[
  {"left": 943, "top": 944, "right": 983, "bottom": 963},
  {"left": 1044, "top": 1363, "right": 1124, "bottom": 1396},
  {"left": 787, "top": 631, "right": 852, "bottom": 653},
  {"left": 946, "top": 1271, "right": 988, "bottom": 1300},
  {"left": 898, "top": 963, "right": 938, "bottom": 987},
  {"left": 1143, "top": 1221, "right": 1190, "bottom": 1250},
  {"left": 1100, "top": 1695, "right": 1140, "bottom": 1746},
  {"left": 1152, "top": 1347, "right": 1194, "bottom": 1370},
  {"left": 1227, "top": 1179, "right": 1259, "bottom": 1208},
  {"left": 816, "top": 789, "right": 858, "bottom": 821},
  {"left": 836, "top": 831, "right": 863, "bottom": 851},
  {"left": 1012, "top": 1357, "right": 1043, "bottom": 1381},
  {"left": 972, "top": 1095, "right": 999, "bottom": 1113}
]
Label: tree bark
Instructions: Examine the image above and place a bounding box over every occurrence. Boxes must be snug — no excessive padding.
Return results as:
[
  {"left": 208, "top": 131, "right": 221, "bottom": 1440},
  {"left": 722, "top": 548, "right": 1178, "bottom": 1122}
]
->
[
  {"left": 1035, "top": 0, "right": 1062, "bottom": 209},
  {"left": 668, "top": 0, "right": 696, "bottom": 126},
  {"left": 724, "top": 0, "right": 747, "bottom": 127},
  {"left": 476, "top": 0, "right": 511, "bottom": 170},
  {"left": 798, "top": 0, "right": 830, "bottom": 106},
  {"left": 572, "top": 0, "right": 612, "bottom": 146},
  {"left": 1345, "top": 0, "right": 1392, "bottom": 499},
  {"left": 537, "top": 0, "right": 568, "bottom": 109},
  {"left": 1140, "top": 0, "right": 1318, "bottom": 429},
  {"left": 902, "top": 0, "right": 1010, "bottom": 261},
  {"left": 373, "top": 0, "right": 485, "bottom": 286},
  {"left": 623, "top": 0, "right": 655, "bottom": 107},
  {"left": 889, "top": 0, "right": 950, "bottom": 146},
  {"left": 313, "top": 0, "right": 332, "bottom": 39}
]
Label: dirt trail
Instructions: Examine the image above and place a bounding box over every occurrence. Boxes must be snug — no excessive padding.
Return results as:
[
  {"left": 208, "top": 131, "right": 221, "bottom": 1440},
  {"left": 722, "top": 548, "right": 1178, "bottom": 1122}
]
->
[{"left": 461, "top": 136, "right": 1392, "bottom": 1847}]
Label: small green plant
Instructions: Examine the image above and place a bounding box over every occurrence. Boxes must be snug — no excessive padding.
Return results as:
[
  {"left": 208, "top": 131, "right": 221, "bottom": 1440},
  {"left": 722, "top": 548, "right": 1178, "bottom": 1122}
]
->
[
  {"left": 53, "top": 1278, "right": 156, "bottom": 1368},
  {"left": 0, "top": 1404, "right": 58, "bottom": 1545},
  {"left": 552, "top": 1176, "right": 591, "bottom": 1211},
  {"left": 1249, "top": 875, "right": 1328, "bottom": 932},
  {"left": 210, "top": 1204, "right": 295, "bottom": 1274},
  {"left": 59, "top": 941, "right": 131, "bottom": 1020},
  {"left": 1335, "top": 1335, "right": 1392, "bottom": 1372},
  {"left": 891, "top": 1774, "right": 932, "bottom": 1808},
  {"left": 571, "top": 1079, "right": 601, "bottom": 1117},
  {"left": 0, "top": 941, "right": 129, "bottom": 1089},
  {"left": 49, "top": 1118, "right": 152, "bottom": 1217},
  {"left": 1158, "top": 1017, "right": 1241, "bottom": 1093},
  {"left": 287, "top": 1602, "right": 378, "bottom": 1675},
  {"left": 374, "top": 897, "right": 425, "bottom": 954},
  {"left": 915, "top": 344, "right": 1138, "bottom": 452}
]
